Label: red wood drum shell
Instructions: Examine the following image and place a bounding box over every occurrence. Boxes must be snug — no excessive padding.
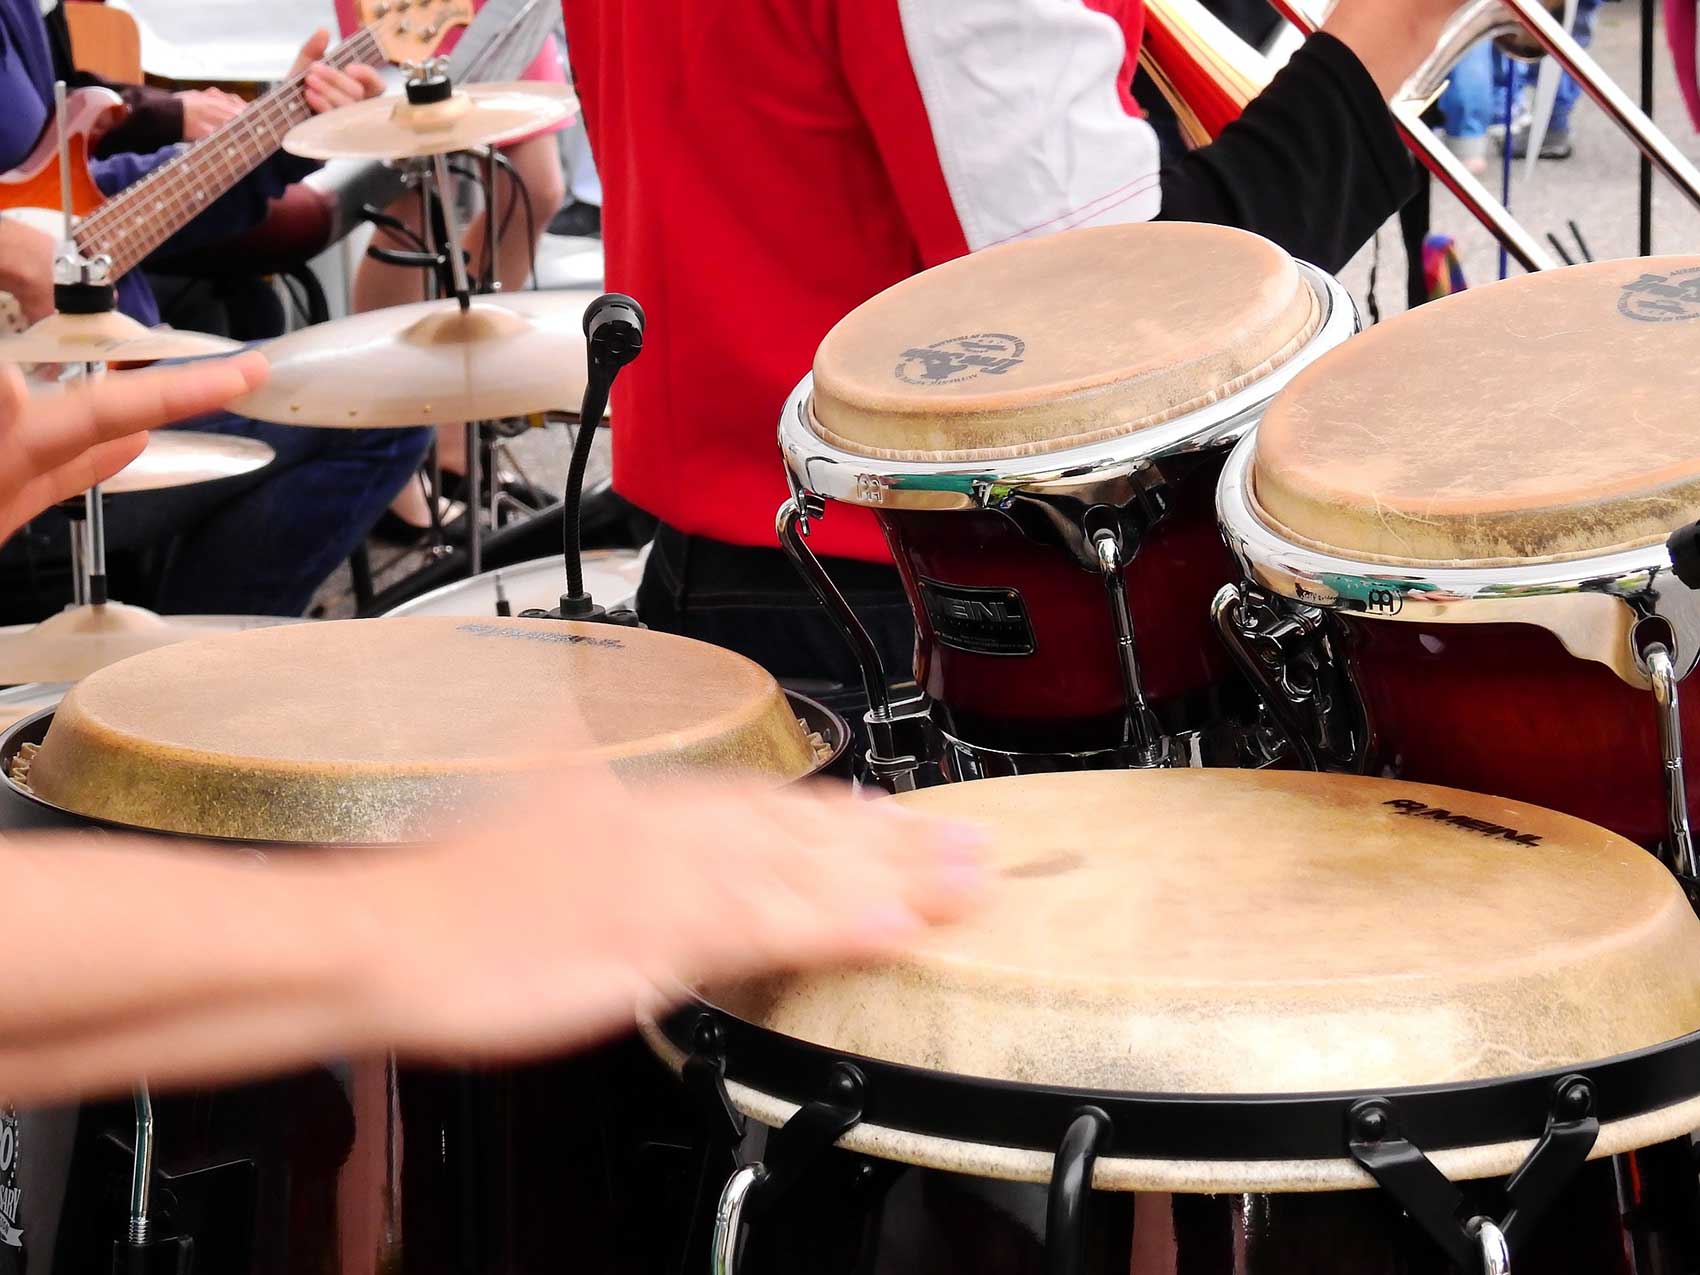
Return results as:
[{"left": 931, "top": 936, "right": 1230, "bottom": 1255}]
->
[
  {"left": 1341, "top": 617, "right": 1693, "bottom": 846},
  {"left": 876, "top": 456, "right": 1238, "bottom": 754}
]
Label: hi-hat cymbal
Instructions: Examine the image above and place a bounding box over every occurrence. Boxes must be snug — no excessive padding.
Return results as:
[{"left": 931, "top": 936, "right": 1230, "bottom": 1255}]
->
[
  {"left": 282, "top": 82, "right": 577, "bottom": 161},
  {"left": 0, "top": 604, "right": 297, "bottom": 684},
  {"left": 230, "top": 291, "right": 601, "bottom": 428},
  {"left": 0, "top": 310, "right": 241, "bottom": 363},
  {"left": 102, "top": 430, "right": 275, "bottom": 494}
]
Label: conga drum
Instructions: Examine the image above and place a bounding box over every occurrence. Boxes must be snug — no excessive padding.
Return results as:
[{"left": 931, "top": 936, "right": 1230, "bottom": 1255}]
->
[
  {"left": 778, "top": 222, "right": 1355, "bottom": 788},
  {"left": 0, "top": 617, "right": 848, "bottom": 1275},
  {"left": 649, "top": 769, "right": 1700, "bottom": 1274},
  {"left": 1215, "top": 257, "right": 1700, "bottom": 859}
]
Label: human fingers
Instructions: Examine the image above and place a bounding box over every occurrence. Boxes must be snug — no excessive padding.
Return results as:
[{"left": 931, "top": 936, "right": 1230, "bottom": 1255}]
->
[{"left": 23, "top": 354, "right": 269, "bottom": 476}]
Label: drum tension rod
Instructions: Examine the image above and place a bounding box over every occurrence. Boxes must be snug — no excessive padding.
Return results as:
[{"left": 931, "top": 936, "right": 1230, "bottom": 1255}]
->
[
  {"left": 703, "top": 1053, "right": 866, "bottom": 1275},
  {"left": 1046, "top": 1107, "right": 1113, "bottom": 1275},
  {"left": 1346, "top": 1075, "right": 1598, "bottom": 1272}
]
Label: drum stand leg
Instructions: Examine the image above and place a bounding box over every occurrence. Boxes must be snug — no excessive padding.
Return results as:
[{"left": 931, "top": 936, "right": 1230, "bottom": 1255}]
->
[
  {"left": 1645, "top": 643, "right": 1698, "bottom": 883},
  {"left": 776, "top": 498, "right": 927, "bottom": 792},
  {"left": 1088, "top": 529, "right": 1167, "bottom": 767}
]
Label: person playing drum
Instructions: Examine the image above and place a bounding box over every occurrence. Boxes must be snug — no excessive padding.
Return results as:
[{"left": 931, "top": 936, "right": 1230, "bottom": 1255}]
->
[{"left": 0, "top": 359, "right": 987, "bottom": 1106}]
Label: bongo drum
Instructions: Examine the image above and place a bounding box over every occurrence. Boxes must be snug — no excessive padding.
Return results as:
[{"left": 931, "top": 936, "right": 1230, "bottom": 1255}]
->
[
  {"left": 1215, "top": 257, "right": 1700, "bottom": 861},
  {"left": 649, "top": 769, "right": 1700, "bottom": 1275},
  {"left": 778, "top": 222, "right": 1355, "bottom": 788},
  {"left": 0, "top": 618, "right": 847, "bottom": 1275}
]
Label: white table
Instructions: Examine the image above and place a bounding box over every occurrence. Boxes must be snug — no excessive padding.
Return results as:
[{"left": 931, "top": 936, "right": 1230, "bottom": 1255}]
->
[{"left": 110, "top": 0, "right": 340, "bottom": 84}]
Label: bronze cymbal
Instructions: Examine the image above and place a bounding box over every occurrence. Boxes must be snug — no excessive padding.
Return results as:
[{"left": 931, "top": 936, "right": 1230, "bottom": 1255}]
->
[
  {"left": 101, "top": 430, "right": 275, "bottom": 494},
  {"left": 0, "top": 310, "right": 241, "bottom": 363},
  {"left": 0, "top": 604, "right": 298, "bottom": 684},
  {"left": 281, "top": 82, "right": 577, "bottom": 161},
  {"left": 230, "top": 291, "right": 602, "bottom": 428}
]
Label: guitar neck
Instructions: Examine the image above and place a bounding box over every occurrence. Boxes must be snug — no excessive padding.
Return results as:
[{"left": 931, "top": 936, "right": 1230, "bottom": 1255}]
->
[{"left": 74, "top": 26, "right": 383, "bottom": 279}]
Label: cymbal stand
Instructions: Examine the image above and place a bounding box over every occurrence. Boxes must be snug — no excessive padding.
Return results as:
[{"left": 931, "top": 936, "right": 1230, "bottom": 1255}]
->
[{"left": 46, "top": 82, "right": 116, "bottom": 609}]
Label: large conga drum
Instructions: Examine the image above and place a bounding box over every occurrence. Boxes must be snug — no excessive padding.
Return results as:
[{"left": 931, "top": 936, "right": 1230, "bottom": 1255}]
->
[
  {"left": 779, "top": 222, "right": 1355, "bottom": 787},
  {"left": 1215, "top": 257, "right": 1700, "bottom": 856},
  {"left": 650, "top": 769, "right": 1700, "bottom": 1274},
  {"left": 0, "top": 618, "right": 848, "bottom": 1275}
]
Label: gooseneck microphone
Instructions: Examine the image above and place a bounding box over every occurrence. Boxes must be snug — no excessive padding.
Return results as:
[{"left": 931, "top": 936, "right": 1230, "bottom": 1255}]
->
[{"left": 558, "top": 292, "right": 645, "bottom": 622}]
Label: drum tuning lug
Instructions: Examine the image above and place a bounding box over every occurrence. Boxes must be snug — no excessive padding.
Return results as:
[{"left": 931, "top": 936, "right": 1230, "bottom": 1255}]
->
[{"left": 1346, "top": 1079, "right": 1597, "bottom": 1273}]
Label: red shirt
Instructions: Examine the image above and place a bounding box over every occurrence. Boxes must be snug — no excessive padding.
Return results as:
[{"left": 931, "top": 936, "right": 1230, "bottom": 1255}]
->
[{"left": 563, "top": 0, "right": 1157, "bottom": 561}]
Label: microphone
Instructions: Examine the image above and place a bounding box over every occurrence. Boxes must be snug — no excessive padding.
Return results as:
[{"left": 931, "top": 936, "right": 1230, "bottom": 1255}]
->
[{"left": 558, "top": 293, "right": 645, "bottom": 622}]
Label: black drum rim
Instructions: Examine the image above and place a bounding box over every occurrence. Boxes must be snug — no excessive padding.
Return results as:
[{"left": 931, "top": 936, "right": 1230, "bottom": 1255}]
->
[{"left": 662, "top": 998, "right": 1700, "bottom": 1163}]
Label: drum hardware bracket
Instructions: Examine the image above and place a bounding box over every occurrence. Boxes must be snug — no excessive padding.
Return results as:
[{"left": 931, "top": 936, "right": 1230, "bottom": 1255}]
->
[
  {"left": 777, "top": 498, "right": 925, "bottom": 792},
  {"left": 1346, "top": 1074, "right": 1599, "bottom": 1271},
  {"left": 1088, "top": 526, "right": 1170, "bottom": 767},
  {"left": 1212, "top": 584, "right": 1365, "bottom": 773},
  {"left": 708, "top": 1062, "right": 866, "bottom": 1275},
  {"left": 1643, "top": 641, "right": 1699, "bottom": 886},
  {"left": 1046, "top": 1107, "right": 1113, "bottom": 1275}
]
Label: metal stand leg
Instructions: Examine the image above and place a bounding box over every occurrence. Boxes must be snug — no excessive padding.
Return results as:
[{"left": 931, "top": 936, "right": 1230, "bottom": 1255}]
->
[
  {"left": 1646, "top": 642, "right": 1697, "bottom": 881},
  {"left": 84, "top": 483, "right": 108, "bottom": 606},
  {"left": 1089, "top": 528, "right": 1167, "bottom": 767},
  {"left": 776, "top": 498, "right": 924, "bottom": 792},
  {"left": 465, "top": 420, "right": 483, "bottom": 575}
]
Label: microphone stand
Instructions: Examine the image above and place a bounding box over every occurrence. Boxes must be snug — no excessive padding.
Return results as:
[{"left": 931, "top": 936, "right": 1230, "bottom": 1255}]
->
[{"left": 533, "top": 293, "right": 645, "bottom": 626}]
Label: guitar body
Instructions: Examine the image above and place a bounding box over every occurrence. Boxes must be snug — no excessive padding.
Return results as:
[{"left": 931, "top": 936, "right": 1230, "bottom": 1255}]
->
[{"left": 0, "top": 86, "right": 124, "bottom": 220}]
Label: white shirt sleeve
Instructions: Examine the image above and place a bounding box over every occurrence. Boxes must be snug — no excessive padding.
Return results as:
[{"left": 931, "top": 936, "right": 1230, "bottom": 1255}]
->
[{"left": 893, "top": 0, "right": 1163, "bottom": 252}]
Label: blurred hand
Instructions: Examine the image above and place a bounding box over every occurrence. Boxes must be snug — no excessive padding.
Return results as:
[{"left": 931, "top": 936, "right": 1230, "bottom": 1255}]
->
[
  {"left": 0, "top": 219, "right": 57, "bottom": 327},
  {"left": 289, "top": 29, "right": 386, "bottom": 115},
  {"left": 176, "top": 88, "right": 247, "bottom": 140},
  {"left": 0, "top": 352, "right": 270, "bottom": 540},
  {"left": 361, "top": 779, "right": 988, "bottom": 1063}
]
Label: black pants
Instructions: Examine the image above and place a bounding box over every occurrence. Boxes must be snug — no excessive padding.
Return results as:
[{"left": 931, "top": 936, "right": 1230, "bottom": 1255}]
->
[{"left": 635, "top": 522, "right": 915, "bottom": 724}]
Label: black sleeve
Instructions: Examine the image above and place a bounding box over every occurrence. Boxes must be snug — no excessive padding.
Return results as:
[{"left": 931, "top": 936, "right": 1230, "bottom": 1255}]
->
[
  {"left": 42, "top": 0, "right": 187, "bottom": 155},
  {"left": 1156, "top": 33, "right": 1417, "bottom": 273}
]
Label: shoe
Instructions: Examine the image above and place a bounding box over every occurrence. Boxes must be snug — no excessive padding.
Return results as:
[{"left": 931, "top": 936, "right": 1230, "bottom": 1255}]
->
[
  {"left": 1504, "top": 124, "right": 1573, "bottom": 160},
  {"left": 548, "top": 200, "right": 602, "bottom": 238},
  {"left": 370, "top": 499, "right": 467, "bottom": 545},
  {"left": 1443, "top": 133, "right": 1490, "bottom": 176}
]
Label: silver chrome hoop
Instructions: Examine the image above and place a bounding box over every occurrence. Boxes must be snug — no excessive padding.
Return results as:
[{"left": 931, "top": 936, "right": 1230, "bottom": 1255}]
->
[
  {"left": 1216, "top": 431, "right": 1700, "bottom": 690},
  {"left": 780, "top": 263, "right": 1356, "bottom": 514}
]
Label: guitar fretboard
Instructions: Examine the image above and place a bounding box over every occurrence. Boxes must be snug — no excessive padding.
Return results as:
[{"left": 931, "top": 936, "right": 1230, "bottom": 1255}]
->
[{"left": 74, "top": 26, "right": 383, "bottom": 278}]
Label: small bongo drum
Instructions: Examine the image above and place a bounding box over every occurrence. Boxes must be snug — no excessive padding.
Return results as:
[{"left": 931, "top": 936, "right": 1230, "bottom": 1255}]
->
[
  {"left": 1216, "top": 257, "right": 1700, "bottom": 860},
  {"left": 778, "top": 222, "right": 1354, "bottom": 788},
  {"left": 0, "top": 618, "right": 847, "bottom": 1275},
  {"left": 649, "top": 769, "right": 1700, "bottom": 1275}
]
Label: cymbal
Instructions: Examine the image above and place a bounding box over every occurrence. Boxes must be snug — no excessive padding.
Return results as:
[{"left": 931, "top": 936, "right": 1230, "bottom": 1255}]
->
[
  {"left": 230, "top": 291, "right": 602, "bottom": 428},
  {"left": 102, "top": 430, "right": 275, "bottom": 494},
  {"left": 0, "top": 604, "right": 297, "bottom": 684},
  {"left": 0, "top": 310, "right": 241, "bottom": 363},
  {"left": 282, "top": 82, "right": 577, "bottom": 161}
]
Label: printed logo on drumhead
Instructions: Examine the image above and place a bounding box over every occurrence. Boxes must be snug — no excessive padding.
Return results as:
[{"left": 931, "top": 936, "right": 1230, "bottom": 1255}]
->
[
  {"left": 1383, "top": 799, "right": 1542, "bottom": 846},
  {"left": 0, "top": 1106, "right": 22, "bottom": 1249},
  {"left": 895, "top": 333, "right": 1025, "bottom": 386},
  {"left": 1618, "top": 267, "right": 1700, "bottom": 323}
]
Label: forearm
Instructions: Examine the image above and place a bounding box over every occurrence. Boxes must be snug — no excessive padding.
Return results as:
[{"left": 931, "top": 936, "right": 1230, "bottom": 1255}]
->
[
  {"left": 0, "top": 835, "right": 394, "bottom": 1104},
  {"left": 1157, "top": 33, "right": 1416, "bottom": 272}
]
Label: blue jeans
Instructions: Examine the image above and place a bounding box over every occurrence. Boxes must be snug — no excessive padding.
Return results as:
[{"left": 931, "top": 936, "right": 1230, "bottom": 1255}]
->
[
  {"left": 1517, "top": 0, "right": 1601, "bottom": 132},
  {"left": 1439, "top": 41, "right": 1496, "bottom": 139},
  {"left": 0, "top": 413, "right": 429, "bottom": 618}
]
